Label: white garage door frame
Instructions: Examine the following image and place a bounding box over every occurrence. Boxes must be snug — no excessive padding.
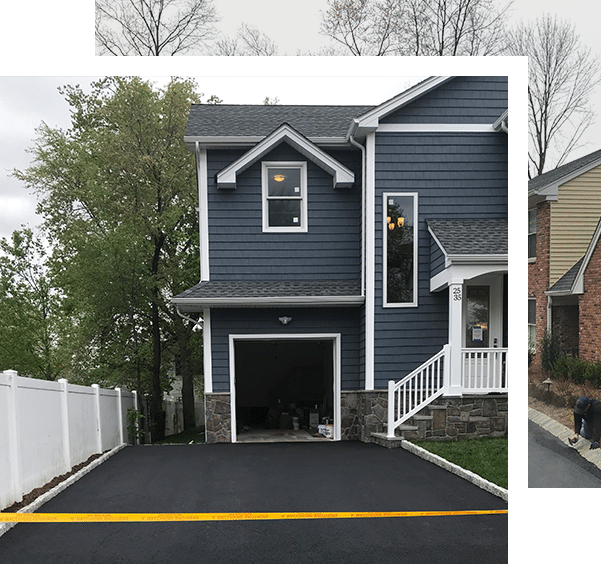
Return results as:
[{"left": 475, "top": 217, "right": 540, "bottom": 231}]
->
[{"left": 228, "top": 333, "right": 342, "bottom": 443}]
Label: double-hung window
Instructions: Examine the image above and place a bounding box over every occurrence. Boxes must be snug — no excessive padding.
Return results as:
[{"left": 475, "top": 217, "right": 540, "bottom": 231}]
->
[
  {"left": 528, "top": 208, "right": 537, "bottom": 260},
  {"left": 528, "top": 298, "right": 536, "bottom": 352},
  {"left": 262, "top": 162, "right": 307, "bottom": 232},
  {"left": 383, "top": 192, "right": 418, "bottom": 307}
]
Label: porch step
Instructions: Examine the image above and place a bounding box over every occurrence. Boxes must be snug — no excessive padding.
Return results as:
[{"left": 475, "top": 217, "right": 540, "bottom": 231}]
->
[{"left": 370, "top": 432, "right": 404, "bottom": 449}]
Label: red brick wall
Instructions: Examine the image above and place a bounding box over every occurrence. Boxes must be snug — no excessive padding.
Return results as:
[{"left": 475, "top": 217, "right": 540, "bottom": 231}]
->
[
  {"left": 551, "top": 304, "right": 579, "bottom": 354},
  {"left": 528, "top": 201, "right": 551, "bottom": 365},
  {"left": 579, "top": 238, "right": 601, "bottom": 362}
]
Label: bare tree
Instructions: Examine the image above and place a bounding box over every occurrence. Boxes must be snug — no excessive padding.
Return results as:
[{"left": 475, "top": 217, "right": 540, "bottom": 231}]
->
[
  {"left": 401, "top": 0, "right": 511, "bottom": 55},
  {"left": 95, "top": 0, "right": 219, "bottom": 56},
  {"left": 505, "top": 14, "right": 601, "bottom": 177},
  {"left": 320, "top": 0, "right": 511, "bottom": 56},
  {"left": 320, "top": 0, "right": 400, "bottom": 55},
  {"left": 211, "top": 23, "right": 278, "bottom": 56}
]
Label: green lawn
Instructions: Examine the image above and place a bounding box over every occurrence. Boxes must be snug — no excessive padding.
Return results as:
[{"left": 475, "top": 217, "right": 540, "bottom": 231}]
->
[
  {"left": 412, "top": 436, "right": 508, "bottom": 489},
  {"left": 154, "top": 426, "right": 206, "bottom": 444}
]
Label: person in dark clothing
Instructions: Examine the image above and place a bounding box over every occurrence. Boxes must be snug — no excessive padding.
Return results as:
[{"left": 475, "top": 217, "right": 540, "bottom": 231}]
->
[{"left": 569, "top": 396, "right": 601, "bottom": 449}]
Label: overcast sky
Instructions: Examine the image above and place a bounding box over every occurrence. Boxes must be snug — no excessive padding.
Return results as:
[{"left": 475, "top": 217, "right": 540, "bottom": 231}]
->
[{"left": 0, "top": 72, "right": 425, "bottom": 242}]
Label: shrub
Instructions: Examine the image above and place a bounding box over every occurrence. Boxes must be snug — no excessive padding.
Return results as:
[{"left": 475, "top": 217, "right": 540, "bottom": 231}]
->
[
  {"left": 584, "top": 360, "right": 601, "bottom": 388},
  {"left": 551, "top": 355, "right": 601, "bottom": 388},
  {"left": 540, "top": 330, "right": 560, "bottom": 373}
]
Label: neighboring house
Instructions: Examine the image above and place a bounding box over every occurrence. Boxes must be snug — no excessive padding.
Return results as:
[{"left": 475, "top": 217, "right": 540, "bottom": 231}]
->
[
  {"left": 172, "top": 76, "right": 509, "bottom": 444},
  {"left": 528, "top": 149, "right": 601, "bottom": 362}
]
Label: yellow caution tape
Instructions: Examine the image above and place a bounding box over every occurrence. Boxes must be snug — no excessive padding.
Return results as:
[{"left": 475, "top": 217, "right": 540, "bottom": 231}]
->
[{"left": 0, "top": 509, "right": 507, "bottom": 523}]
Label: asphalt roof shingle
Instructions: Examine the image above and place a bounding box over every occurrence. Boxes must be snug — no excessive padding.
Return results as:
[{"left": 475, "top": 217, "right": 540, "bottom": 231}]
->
[
  {"left": 427, "top": 219, "right": 508, "bottom": 255},
  {"left": 173, "top": 279, "right": 362, "bottom": 301},
  {"left": 547, "top": 257, "right": 584, "bottom": 294},
  {"left": 185, "top": 104, "right": 374, "bottom": 140},
  {"left": 528, "top": 149, "right": 601, "bottom": 192}
]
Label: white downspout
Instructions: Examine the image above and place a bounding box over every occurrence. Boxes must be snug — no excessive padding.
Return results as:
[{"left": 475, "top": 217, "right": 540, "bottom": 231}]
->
[{"left": 348, "top": 134, "right": 366, "bottom": 297}]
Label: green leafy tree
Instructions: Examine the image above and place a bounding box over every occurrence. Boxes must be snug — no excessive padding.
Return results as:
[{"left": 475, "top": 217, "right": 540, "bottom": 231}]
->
[
  {"left": 15, "top": 77, "right": 204, "bottom": 439},
  {"left": 0, "top": 228, "right": 64, "bottom": 379}
]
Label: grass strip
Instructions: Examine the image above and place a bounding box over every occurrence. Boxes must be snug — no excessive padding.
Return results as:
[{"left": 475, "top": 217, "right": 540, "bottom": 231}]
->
[{"left": 412, "top": 436, "right": 508, "bottom": 489}]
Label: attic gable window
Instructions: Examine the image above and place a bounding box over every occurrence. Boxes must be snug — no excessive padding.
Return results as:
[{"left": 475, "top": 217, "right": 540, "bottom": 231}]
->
[{"left": 262, "top": 162, "right": 307, "bottom": 232}]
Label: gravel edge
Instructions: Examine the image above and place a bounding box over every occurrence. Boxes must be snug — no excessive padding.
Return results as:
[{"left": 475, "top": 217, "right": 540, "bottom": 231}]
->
[{"left": 0, "top": 444, "right": 127, "bottom": 538}]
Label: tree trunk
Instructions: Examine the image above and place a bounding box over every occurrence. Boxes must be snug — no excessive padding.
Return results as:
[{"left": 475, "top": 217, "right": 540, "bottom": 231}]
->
[{"left": 150, "top": 232, "right": 166, "bottom": 441}]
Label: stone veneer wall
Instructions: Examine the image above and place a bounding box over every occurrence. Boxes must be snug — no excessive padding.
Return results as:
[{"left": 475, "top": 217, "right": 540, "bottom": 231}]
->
[
  {"left": 341, "top": 391, "right": 508, "bottom": 442},
  {"left": 204, "top": 393, "right": 231, "bottom": 444},
  {"left": 205, "top": 391, "right": 508, "bottom": 443}
]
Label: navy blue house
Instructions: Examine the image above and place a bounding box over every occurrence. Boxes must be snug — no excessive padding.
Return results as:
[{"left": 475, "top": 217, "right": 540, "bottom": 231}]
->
[{"left": 172, "top": 76, "right": 509, "bottom": 444}]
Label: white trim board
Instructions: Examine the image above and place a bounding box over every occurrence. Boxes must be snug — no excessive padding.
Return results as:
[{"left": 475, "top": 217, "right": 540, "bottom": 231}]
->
[{"left": 376, "top": 123, "right": 497, "bottom": 133}]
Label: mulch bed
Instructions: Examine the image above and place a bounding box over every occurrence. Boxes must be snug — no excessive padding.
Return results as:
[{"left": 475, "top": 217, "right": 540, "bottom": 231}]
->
[{"left": 2, "top": 452, "right": 106, "bottom": 513}]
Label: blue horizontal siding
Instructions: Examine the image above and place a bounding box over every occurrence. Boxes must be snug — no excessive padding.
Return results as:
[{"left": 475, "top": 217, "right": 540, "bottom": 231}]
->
[
  {"left": 372, "top": 130, "right": 507, "bottom": 388},
  {"left": 209, "top": 307, "right": 362, "bottom": 393},
  {"left": 430, "top": 238, "right": 446, "bottom": 278},
  {"left": 381, "top": 76, "right": 508, "bottom": 124},
  {"left": 207, "top": 144, "right": 362, "bottom": 281}
]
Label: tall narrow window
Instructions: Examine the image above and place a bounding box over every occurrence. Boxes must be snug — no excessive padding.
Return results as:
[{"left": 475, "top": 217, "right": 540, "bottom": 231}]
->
[
  {"left": 528, "top": 208, "right": 537, "bottom": 260},
  {"left": 384, "top": 193, "right": 418, "bottom": 306},
  {"left": 528, "top": 298, "right": 536, "bottom": 352},
  {"left": 262, "top": 162, "right": 307, "bottom": 232}
]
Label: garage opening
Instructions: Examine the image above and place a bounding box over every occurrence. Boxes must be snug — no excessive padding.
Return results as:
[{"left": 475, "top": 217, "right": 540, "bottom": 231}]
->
[{"left": 232, "top": 338, "right": 337, "bottom": 443}]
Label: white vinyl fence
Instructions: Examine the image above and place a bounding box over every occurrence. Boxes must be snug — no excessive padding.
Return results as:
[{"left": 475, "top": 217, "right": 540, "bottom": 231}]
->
[
  {"left": 0, "top": 370, "right": 137, "bottom": 511},
  {"left": 164, "top": 398, "right": 205, "bottom": 437}
]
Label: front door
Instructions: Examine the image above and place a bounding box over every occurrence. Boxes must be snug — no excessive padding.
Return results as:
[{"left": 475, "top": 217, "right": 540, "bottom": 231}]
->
[{"left": 462, "top": 275, "right": 505, "bottom": 390}]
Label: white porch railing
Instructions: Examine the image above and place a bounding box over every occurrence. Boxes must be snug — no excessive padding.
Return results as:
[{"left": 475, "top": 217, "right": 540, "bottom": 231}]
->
[
  {"left": 387, "top": 344, "right": 450, "bottom": 439},
  {"left": 386, "top": 345, "right": 508, "bottom": 439},
  {"left": 462, "top": 348, "right": 508, "bottom": 393}
]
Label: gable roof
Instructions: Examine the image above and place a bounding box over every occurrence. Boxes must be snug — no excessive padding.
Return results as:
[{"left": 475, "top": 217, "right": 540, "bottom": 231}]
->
[
  {"left": 547, "top": 215, "right": 601, "bottom": 296},
  {"left": 546, "top": 257, "right": 584, "bottom": 295},
  {"left": 427, "top": 219, "right": 508, "bottom": 257},
  {"left": 348, "top": 77, "right": 453, "bottom": 138},
  {"left": 216, "top": 123, "right": 355, "bottom": 189},
  {"left": 185, "top": 104, "right": 373, "bottom": 148},
  {"left": 528, "top": 148, "right": 601, "bottom": 204}
]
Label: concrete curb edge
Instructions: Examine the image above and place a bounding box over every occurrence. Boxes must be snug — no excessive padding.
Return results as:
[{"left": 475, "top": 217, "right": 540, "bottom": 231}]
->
[
  {"left": 400, "top": 440, "right": 508, "bottom": 502},
  {"left": 0, "top": 444, "right": 127, "bottom": 538},
  {"left": 528, "top": 406, "right": 601, "bottom": 469}
]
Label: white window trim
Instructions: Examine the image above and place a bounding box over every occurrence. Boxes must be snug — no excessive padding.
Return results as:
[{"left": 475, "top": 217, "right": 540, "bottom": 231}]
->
[
  {"left": 383, "top": 192, "right": 418, "bottom": 308},
  {"left": 528, "top": 208, "right": 537, "bottom": 263},
  {"left": 528, "top": 297, "right": 536, "bottom": 352},
  {"left": 262, "top": 161, "right": 308, "bottom": 233}
]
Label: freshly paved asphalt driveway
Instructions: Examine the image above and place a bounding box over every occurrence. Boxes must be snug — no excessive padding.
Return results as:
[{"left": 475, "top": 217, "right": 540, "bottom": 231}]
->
[
  {"left": 529, "top": 419, "right": 601, "bottom": 487},
  {"left": 0, "top": 442, "right": 507, "bottom": 563}
]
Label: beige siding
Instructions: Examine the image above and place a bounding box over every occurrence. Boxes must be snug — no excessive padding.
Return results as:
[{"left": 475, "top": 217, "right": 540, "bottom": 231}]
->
[{"left": 549, "top": 164, "right": 601, "bottom": 284}]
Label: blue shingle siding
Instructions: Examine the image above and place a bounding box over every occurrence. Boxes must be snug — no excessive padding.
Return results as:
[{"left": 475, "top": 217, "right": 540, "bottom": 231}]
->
[
  {"left": 430, "top": 238, "right": 446, "bottom": 278},
  {"left": 372, "top": 131, "right": 507, "bottom": 388},
  {"left": 381, "top": 76, "right": 507, "bottom": 125},
  {"left": 207, "top": 143, "right": 362, "bottom": 281},
  {"left": 209, "top": 307, "right": 362, "bottom": 392}
]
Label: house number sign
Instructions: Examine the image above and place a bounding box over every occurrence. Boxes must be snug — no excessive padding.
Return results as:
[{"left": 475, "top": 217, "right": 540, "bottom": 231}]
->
[{"left": 452, "top": 287, "right": 462, "bottom": 301}]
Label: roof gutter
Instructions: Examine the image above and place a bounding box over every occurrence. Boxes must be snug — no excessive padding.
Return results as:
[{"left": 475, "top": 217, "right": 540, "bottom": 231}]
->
[{"left": 172, "top": 295, "right": 366, "bottom": 312}]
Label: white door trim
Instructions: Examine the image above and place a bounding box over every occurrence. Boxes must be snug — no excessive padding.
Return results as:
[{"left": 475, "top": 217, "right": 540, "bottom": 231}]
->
[{"left": 228, "top": 333, "right": 342, "bottom": 443}]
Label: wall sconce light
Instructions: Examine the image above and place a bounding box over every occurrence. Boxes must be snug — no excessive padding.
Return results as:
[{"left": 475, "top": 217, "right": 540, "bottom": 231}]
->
[{"left": 279, "top": 316, "right": 292, "bottom": 325}]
